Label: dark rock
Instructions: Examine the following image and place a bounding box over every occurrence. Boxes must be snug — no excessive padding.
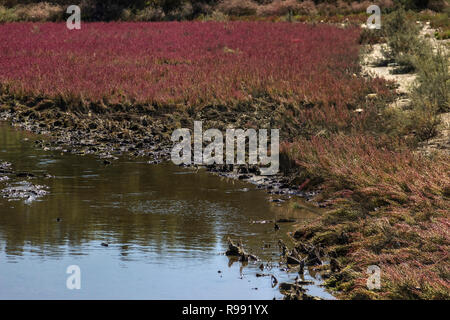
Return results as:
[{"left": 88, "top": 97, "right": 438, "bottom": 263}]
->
[
  {"left": 225, "top": 237, "right": 243, "bottom": 256},
  {"left": 330, "top": 258, "right": 341, "bottom": 272},
  {"left": 306, "top": 248, "right": 322, "bottom": 266},
  {"left": 279, "top": 282, "right": 304, "bottom": 292},
  {"left": 237, "top": 166, "right": 249, "bottom": 174},
  {"left": 256, "top": 273, "right": 270, "bottom": 277},
  {"left": 296, "top": 243, "right": 311, "bottom": 255},
  {"left": 286, "top": 255, "right": 301, "bottom": 265},
  {"left": 225, "top": 237, "right": 258, "bottom": 262}
]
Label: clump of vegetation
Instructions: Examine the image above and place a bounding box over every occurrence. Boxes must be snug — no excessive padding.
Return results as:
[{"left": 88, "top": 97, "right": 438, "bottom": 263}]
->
[
  {"left": 0, "top": 4, "right": 17, "bottom": 22},
  {"left": 359, "top": 24, "right": 384, "bottom": 44},
  {"left": 284, "top": 134, "right": 450, "bottom": 299},
  {"left": 381, "top": 7, "right": 423, "bottom": 72},
  {"left": 15, "top": 2, "right": 64, "bottom": 21},
  {"left": 217, "top": 0, "right": 258, "bottom": 16},
  {"left": 404, "top": 43, "right": 449, "bottom": 141},
  {"left": 376, "top": 6, "right": 449, "bottom": 142},
  {"left": 412, "top": 45, "right": 449, "bottom": 114},
  {"left": 435, "top": 29, "right": 450, "bottom": 39},
  {"left": 0, "top": 2, "right": 64, "bottom": 22}
]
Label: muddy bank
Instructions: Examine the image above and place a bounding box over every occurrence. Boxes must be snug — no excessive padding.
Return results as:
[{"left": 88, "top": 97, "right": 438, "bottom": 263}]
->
[{"left": 0, "top": 94, "right": 323, "bottom": 200}]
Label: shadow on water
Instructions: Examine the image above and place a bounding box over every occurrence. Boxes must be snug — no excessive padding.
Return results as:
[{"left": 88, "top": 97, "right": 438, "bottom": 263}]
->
[{"left": 0, "top": 122, "right": 334, "bottom": 299}]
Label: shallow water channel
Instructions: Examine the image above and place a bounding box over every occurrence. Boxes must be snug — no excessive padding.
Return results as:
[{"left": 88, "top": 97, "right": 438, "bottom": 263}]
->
[{"left": 0, "top": 121, "right": 334, "bottom": 299}]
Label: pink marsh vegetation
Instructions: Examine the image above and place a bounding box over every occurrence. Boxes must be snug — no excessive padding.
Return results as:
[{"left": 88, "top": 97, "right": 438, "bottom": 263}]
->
[{"left": 0, "top": 22, "right": 385, "bottom": 108}]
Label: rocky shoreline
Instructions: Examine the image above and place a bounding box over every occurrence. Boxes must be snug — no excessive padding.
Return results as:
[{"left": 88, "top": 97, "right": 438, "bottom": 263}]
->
[{"left": 0, "top": 98, "right": 322, "bottom": 200}]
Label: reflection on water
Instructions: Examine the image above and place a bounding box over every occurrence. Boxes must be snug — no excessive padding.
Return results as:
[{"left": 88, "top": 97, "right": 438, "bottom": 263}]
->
[{"left": 0, "top": 122, "right": 334, "bottom": 299}]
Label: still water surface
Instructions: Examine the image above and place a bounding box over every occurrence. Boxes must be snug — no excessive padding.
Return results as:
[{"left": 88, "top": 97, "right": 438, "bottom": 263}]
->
[{"left": 0, "top": 122, "right": 334, "bottom": 299}]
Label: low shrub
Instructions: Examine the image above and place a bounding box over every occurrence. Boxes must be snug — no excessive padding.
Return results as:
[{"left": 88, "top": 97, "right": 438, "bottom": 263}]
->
[
  {"left": 411, "top": 45, "right": 449, "bottom": 113},
  {"left": 217, "top": 0, "right": 258, "bottom": 16},
  {"left": 435, "top": 29, "right": 450, "bottom": 39},
  {"left": 134, "top": 6, "right": 165, "bottom": 21},
  {"left": 381, "top": 7, "right": 424, "bottom": 71},
  {"left": 257, "top": 0, "right": 317, "bottom": 16},
  {"left": 0, "top": 5, "right": 18, "bottom": 22},
  {"left": 14, "top": 2, "right": 64, "bottom": 22},
  {"left": 359, "top": 27, "right": 384, "bottom": 44}
]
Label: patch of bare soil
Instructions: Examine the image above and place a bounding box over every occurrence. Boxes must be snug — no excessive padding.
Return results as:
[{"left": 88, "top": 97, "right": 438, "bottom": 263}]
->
[
  {"left": 362, "top": 43, "right": 416, "bottom": 96},
  {"left": 361, "top": 23, "right": 449, "bottom": 155}
]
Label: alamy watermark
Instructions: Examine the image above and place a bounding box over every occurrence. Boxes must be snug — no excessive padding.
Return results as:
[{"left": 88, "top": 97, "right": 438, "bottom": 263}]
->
[
  {"left": 171, "top": 121, "right": 279, "bottom": 175},
  {"left": 366, "top": 265, "right": 381, "bottom": 290},
  {"left": 66, "top": 5, "right": 81, "bottom": 30},
  {"left": 366, "top": 5, "right": 381, "bottom": 29},
  {"left": 66, "top": 265, "right": 81, "bottom": 290}
]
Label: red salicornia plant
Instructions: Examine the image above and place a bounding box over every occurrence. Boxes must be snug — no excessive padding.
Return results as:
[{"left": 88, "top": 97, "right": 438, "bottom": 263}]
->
[{"left": 0, "top": 21, "right": 380, "bottom": 109}]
